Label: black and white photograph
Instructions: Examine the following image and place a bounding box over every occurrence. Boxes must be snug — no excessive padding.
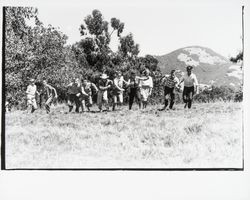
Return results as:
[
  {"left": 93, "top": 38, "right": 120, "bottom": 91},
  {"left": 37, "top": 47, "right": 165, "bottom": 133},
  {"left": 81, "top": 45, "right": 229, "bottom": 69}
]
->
[{"left": 1, "top": 0, "right": 245, "bottom": 170}]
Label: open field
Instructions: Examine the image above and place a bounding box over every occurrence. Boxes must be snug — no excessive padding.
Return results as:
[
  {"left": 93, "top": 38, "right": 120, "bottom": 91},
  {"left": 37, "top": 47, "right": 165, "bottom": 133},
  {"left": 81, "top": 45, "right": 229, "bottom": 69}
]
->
[{"left": 5, "top": 102, "right": 243, "bottom": 169}]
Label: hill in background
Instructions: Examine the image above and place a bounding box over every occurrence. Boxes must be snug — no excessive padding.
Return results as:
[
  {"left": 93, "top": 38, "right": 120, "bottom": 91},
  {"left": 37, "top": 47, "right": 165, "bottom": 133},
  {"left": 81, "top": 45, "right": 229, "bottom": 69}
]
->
[{"left": 156, "top": 46, "right": 242, "bottom": 88}]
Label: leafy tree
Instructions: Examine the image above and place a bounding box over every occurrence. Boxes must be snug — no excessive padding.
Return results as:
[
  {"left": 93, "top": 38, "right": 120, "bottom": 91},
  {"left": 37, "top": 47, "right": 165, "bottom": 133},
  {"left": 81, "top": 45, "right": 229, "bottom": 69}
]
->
[
  {"left": 118, "top": 33, "right": 140, "bottom": 61},
  {"left": 110, "top": 18, "right": 124, "bottom": 37},
  {"left": 230, "top": 51, "right": 243, "bottom": 63},
  {"left": 5, "top": 7, "right": 76, "bottom": 108}
]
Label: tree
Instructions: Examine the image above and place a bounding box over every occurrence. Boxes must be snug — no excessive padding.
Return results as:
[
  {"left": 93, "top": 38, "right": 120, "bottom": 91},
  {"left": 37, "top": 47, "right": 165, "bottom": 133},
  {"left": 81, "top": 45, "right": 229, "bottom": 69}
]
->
[
  {"left": 118, "top": 33, "right": 140, "bottom": 61},
  {"left": 230, "top": 51, "right": 243, "bottom": 63},
  {"left": 5, "top": 7, "right": 75, "bottom": 108}
]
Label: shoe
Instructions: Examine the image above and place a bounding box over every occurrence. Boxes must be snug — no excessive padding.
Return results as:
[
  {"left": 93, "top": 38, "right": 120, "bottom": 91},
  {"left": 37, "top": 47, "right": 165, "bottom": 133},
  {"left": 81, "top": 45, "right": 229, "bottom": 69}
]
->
[{"left": 159, "top": 107, "right": 166, "bottom": 111}]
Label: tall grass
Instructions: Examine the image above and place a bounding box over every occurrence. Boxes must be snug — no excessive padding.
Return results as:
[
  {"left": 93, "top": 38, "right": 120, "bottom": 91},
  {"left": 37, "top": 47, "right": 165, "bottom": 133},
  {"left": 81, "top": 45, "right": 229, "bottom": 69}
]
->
[{"left": 5, "top": 102, "right": 243, "bottom": 168}]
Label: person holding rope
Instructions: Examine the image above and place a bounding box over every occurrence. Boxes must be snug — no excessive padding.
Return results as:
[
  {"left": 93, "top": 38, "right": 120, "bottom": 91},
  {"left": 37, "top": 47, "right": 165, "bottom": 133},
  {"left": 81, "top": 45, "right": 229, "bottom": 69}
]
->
[
  {"left": 42, "top": 79, "right": 58, "bottom": 113},
  {"left": 159, "top": 69, "right": 180, "bottom": 111},
  {"left": 178, "top": 65, "right": 198, "bottom": 109}
]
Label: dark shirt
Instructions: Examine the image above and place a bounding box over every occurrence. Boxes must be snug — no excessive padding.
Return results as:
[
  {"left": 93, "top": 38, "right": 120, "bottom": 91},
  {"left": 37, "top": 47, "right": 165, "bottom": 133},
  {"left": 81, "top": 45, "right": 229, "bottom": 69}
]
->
[
  {"left": 98, "top": 79, "right": 112, "bottom": 90},
  {"left": 68, "top": 83, "right": 82, "bottom": 94}
]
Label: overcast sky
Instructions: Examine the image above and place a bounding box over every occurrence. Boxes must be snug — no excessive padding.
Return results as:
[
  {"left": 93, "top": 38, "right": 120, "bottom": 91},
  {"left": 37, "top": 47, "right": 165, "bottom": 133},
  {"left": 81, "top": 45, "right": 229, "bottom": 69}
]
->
[{"left": 28, "top": 0, "right": 245, "bottom": 58}]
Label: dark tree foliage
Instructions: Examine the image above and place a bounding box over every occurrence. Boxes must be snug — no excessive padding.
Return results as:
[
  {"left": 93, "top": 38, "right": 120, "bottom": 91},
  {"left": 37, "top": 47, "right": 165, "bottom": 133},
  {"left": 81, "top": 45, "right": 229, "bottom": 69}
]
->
[
  {"left": 194, "top": 86, "right": 242, "bottom": 103},
  {"left": 230, "top": 51, "right": 243, "bottom": 63},
  {"left": 5, "top": 7, "right": 83, "bottom": 109}
]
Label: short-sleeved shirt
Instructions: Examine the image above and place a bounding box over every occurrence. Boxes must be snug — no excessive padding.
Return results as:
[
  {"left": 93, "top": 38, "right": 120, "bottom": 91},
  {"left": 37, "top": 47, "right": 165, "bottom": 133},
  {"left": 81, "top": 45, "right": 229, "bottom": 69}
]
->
[
  {"left": 26, "top": 85, "right": 37, "bottom": 98},
  {"left": 162, "top": 75, "right": 179, "bottom": 88},
  {"left": 140, "top": 76, "right": 153, "bottom": 88},
  {"left": 113, "top": 76, "right": 124, "bottom": 89},
  {"left": 180, "top": 73, "right": 198, "bottom": 87}
]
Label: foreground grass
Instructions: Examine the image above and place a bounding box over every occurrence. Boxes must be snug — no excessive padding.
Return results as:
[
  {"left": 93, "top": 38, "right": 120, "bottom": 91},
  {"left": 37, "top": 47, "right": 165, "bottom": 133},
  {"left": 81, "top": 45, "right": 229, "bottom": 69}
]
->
[{"left": 5, "top": 102, "right": 243, "bottom": 168}]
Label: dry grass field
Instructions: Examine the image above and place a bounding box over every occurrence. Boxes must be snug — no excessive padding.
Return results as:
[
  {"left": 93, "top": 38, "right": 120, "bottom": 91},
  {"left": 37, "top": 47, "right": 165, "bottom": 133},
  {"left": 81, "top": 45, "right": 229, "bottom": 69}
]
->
[{"left": 5, "top": 102, "right": 243, "bottom": 169}]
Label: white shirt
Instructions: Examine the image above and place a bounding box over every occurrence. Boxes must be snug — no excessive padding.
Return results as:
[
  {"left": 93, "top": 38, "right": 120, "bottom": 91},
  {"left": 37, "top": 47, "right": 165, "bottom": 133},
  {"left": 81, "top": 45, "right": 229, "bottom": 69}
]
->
[
  {"left": 113, "top": 76, "right": 124, "bottom": 89},
  {"left": 140, "top": 76, "right": 153, "bottom": 88},
  {"left": 26, "top": 84, "right": 37, "bottom": 98},
  {"left": 180, "top": 73, "right": 198, "bottom": 87}
]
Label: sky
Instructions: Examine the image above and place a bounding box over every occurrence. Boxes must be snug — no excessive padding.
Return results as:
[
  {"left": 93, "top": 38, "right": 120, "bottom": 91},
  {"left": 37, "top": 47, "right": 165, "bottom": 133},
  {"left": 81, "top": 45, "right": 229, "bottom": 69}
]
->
[{"left": 31, "top": 0, "right": 244, "bottom": 58}]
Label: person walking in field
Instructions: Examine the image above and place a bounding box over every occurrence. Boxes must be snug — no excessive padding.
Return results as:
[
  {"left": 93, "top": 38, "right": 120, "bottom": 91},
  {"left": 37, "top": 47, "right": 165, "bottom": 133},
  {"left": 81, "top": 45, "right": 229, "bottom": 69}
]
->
[
  {"left": 178, "top": 65, "right": 198, "bottom": 109},
  {"left": 82, "top": 79, "right": 98, "bottom": 112},
  {"left": 140, "top": 69, "right": 153, "bottom": 109},
  {"left": 42, "top": 79, "right": 58, "bottom": 113},
  {"left": 26, "top": 78, "right": 39, "bottom": 113},
  {"left": 127, "top": 71, "right": 146, "bottom": 110},
  {"left": 112, "top": 71, "right": 127, "bottom": 111},
  {"left": 97, "top": 73, "right": 113, "bottom": 112},
  {"left": 160, "top": 69, "right": 180, "bottom": 110},
  {"left": 67, "top": 78, "right": 83, "bottom": 113}
]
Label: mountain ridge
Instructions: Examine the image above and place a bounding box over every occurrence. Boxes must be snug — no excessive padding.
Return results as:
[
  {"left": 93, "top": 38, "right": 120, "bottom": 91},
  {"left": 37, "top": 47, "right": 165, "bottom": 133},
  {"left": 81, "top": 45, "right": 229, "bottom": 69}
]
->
[{"left": 155, "top": 46, "right": 242, "bottom": 87}]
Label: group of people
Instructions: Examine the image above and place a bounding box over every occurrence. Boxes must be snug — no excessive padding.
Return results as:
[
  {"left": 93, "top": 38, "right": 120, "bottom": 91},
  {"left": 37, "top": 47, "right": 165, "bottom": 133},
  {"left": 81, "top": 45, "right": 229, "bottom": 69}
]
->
[
  {"left": 25, "top": 65, "right": 198, "bottom": 114},
  {"left": 63, "top": 68, "right": 153, "bottom": 113}
]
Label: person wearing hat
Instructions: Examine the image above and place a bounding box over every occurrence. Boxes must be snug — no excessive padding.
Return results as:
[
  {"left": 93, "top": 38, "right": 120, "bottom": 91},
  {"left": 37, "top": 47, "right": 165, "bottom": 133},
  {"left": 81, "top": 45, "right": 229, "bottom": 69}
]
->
[
  {"left": 139, "top": 69, "right": 153, "bottom": 109},
  {"left": 26, "top": 78, "right": 40, "bottom": 113},
  {"left": 81, "top": 79, "right": 98, "bottom": 112},
  {"left": 97, "top": 73, "right": 113, "bottom": 112},
  {"left": 42, "top": 79, "right": 58, "bottom": 113},
  {"left": 160, "top": 69, "right": 180, "bottom": 111},
  {"left": 178, "top": 65, "right": 198, "bottom": 109},
  {"left": 112, "top": 71, "right": 127, "bottom": 111}
]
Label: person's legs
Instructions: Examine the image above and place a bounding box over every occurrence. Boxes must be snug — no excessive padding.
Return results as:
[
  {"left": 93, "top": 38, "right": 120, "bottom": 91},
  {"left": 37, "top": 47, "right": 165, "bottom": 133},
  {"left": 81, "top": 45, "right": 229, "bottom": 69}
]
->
[
  {"left": 103, "top": 90, "right": 109, "bottom": 111},
  {"left": 112, "top": 94, "right": 117, "bottom": 111},
  {"left": 81, "top": 99, "right": 86, "bottom": 112},
  {"left": 31, "top": 98, "right": 38, "bottom": 113},
  {"left": 118, "top": 92, "right": 123, "bottom": 105},
  {"left": 97, "top": 91, "right": 103, "bottom": 111},
  {"left": 161, "top": 87, "right": 171, "bottom": 110},
  {"left": 136, "top": 89, "right": 142, "bottom": 109},
  {"left": 169, "top": 88, "right": 175, "bottom": 109},
  {"left": 45, "top": 96, "right": 53, "bottom": 113},
  {"left": 74, "top": 96, "right": 81, "bottom": 113},
  {"left": 129, "top": 89, "right": 135, "bottom": 110},
  {"left": 140, "top": 88, "right": 146, "bottom": 109},
  {"left": 188, "top": 86, "right": 194, "bottom": 109},
  {"left": 183, "top": 87, "right": 188, "bottom": 108},
  {"left": 86, "top": 95, "right": 92, "bottom": 111},
  {"left": 68, "top": 94, "right": 74, "bottom": 112}
]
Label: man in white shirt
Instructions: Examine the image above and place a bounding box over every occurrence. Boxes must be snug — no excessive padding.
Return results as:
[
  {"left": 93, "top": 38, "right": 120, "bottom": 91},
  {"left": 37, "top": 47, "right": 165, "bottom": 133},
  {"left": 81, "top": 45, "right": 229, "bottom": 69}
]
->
[
  {"left": 26, "top": 78, "right": 39, "bottom": 113},
  {"left": 140, "top": 69, "right": 153, "bottom": 109},
  {"left": 112, "top": 71, "right": 127, "bottom": 111},
  {"left": 178, "top": 65, "right": 198, "bottom": 109}
]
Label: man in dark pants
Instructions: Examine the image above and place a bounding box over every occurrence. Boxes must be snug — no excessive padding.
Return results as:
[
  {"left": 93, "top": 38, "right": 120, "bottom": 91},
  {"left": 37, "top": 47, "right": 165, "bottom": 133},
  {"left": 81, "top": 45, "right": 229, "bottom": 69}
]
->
[
  {"left": 160, "top": 69, "right": 179, "bottom": 110},
  {"left": 178, "top": 66, "right": 198, "bottom": 109},
  {"left": 127, "top": 71, "right": 142, "bottom": 110},
  {"left": 67, "top": 78, "right": 82, "bottom": 113}
]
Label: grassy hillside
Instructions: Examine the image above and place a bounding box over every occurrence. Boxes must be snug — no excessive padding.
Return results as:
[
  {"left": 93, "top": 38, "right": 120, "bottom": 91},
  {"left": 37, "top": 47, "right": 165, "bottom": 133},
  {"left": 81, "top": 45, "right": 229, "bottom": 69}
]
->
[
  {"left": 5, "top": 102, "right": 243, "bottom": 169},
  {"left": 156, "top": 46, "right": 242, "bottom": 87}
]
